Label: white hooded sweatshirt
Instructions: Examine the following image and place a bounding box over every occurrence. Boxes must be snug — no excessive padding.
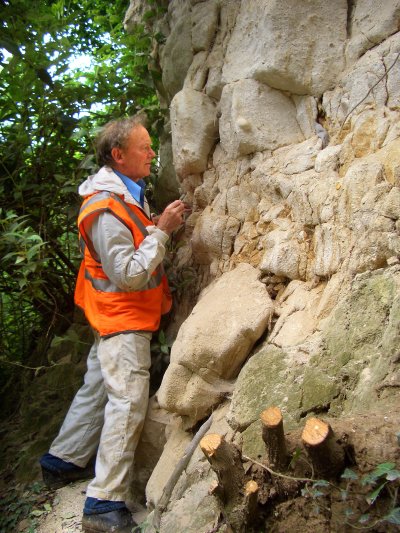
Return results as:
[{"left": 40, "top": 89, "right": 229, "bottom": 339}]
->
[{"left": 78, "top": 166, "right": 169, "bottom": 291}]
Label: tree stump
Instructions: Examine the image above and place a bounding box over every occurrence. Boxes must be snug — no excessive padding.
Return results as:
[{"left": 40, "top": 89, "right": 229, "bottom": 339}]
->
[
  {"left": 200, "top": 433, "right": 259, "bottom": 532},
  {"left": 243, "top": 480, "right": 259, "bottom": 525},
  {"left": 260, "top": 406, "right": 288, "bottom": 471},
  {"left": 200, "top": 433, "right": 245, "bottom": 503},
  {"left": 301, "top": 417, "right": 345, "bottom": 478}
]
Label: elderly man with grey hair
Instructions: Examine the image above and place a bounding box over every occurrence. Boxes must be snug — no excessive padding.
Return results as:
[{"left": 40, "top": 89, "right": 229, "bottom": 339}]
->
[{"left": 39, "top": 116, "right": 186, "bottom": 533}]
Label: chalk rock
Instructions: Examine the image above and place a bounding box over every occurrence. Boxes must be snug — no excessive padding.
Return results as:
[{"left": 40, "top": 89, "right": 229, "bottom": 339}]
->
[
  {"left": 170, "top": 88, "right": 219, "bottom": 177},
  {"left": 191, "top": 0, "right": 219, "bottom": 53},
  {"left": 222, "top": 0, "right": 347, "bottom": 95},
  {"left": 191, "top": 206, "right": 240, "bottom": 264},
  {"left": 324, "top": 33, "right": 400, "bottom": 127},
  {"left": 219, "top": 79, "right": 304, "bottom": 158},
  {"left": 157, "top": 263, "right": 274, "bottom": 423},
  {"left": 160, "top": 3, "right": 193, "bottom": 100},
  {"left": 346, "top": 0, "right": 400, "bottom": 63}
]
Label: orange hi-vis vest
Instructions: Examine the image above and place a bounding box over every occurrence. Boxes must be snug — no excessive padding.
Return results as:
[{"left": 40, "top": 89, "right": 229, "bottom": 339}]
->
[{"left": 74, "top": 191, "right": 172, "bottom": 337}]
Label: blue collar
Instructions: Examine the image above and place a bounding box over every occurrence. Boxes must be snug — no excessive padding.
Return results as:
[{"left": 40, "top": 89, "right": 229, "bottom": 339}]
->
[{"left": 113, "top": 169, "right": 146, "bottom": 208}]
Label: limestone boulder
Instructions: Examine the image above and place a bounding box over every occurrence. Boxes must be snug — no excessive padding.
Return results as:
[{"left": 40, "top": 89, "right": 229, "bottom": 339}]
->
[
  {"left": 315, "top": 145, "right": 341, "bottom": 173},
  {"left": 222, "top": 0, "right": 347, "bottom": 95},
  {"left": 346, "top": 0, "right": 400, "bottom": 63},
  {"left": 219, "top": 79, "right": 304, "bottom": 158},
  {"left": 324, "top": 33, "right": 400, "bottom": 127},
  {"left": 130, "top": 397, "right": 174, "bottom": 503},
  {"left": 160, "top": 3, "right": 193, "bottom": 100},
  {"left": 157, "top": 263, "right": 274, "bottom": 422},
  {"left": 322, "top": 267, "right": 400, "bottom": 415},
  {"left": 338, "top": 160, "right": 385, "bottom": 225},
  {"left": 259, "top": 220, "right": 309, "bottom": 281},
  {"left": 145, "top": 423, "right": 192, "bottom": 509},
  {"left": 191, "top": 0, "right": 219, "bottom": 53},
  {"left": 269, "top": 281, "right": 325, "bottom": 347},
  {"left": 154, "top": 129, "right": 180, "bottom": 209},
  {"left": 313, "top": 223, "right": 351, "bottom": 278},
  {"left": 191, "top": 206, "right": 240, "bottom": 264},
  {"left": 297, "top": 172, "right": 340, "bottom": 226},
  {"left": 227, "top": 343, "right": 304, "bottom": 432},
  {"left": 158, "top": 475, "right": 219, "bottom": 533},
  {"left": 228, "top": 267, "right": 400, "bottom": 439},
  {"left": 170, "top": 88, "right": 219, "bottom": 177}
]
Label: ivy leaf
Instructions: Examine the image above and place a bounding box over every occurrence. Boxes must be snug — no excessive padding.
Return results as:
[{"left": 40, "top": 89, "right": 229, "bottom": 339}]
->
[
  {"left": 341, "top": 468, "right": 358, "bottom": 480},
  {"left": 366, "top": 482, "right": 386, "bottom": 505},
  {"left": 386, "top": 469, "right": 400, "bottom": 481},
  {"left": 31, "top": 509, "right": 44, "bottom": 516},
  {"left": 358, "top": 514, "right": 370, "bottom": 524},
  {"left": 312, "top": 480, "right": 330, "bottom": 488},
  {"left": 362, "top": 462, "right": 395, "bottom": 485},
  {"left": 158, "top": 330, "right": 166, "bottom": 344},
  {"left": 384, "top": 507, "right": 400, "bottom": 525}
]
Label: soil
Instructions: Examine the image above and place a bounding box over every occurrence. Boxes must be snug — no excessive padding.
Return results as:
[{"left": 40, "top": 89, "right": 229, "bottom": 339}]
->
[
  {"left": 5, "top": 413, "right": 399, "bottom": 532},
  {"left": 34, "top": 481, "right": 148, "bottom": 533}
]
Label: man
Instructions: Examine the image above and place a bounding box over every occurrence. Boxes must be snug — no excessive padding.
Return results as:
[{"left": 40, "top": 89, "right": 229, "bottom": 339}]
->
[{"left": 39, "top": 116, "right": 186, "bottom": 532}]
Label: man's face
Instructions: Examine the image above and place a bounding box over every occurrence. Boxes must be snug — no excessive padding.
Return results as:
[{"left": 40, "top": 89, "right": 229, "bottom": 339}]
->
[{"left": 112, "top": 125, "right": 156, "bottom": 181}]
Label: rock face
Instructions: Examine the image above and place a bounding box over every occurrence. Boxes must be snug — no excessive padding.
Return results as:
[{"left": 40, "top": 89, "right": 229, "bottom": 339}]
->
[
  {"left": 124, "top": 1, "right": 400, "bottom": 530},
  {"left": 157, "top": 263, "right": 274, "bottom": 423},
  {"left": 221, "top": 0, "right": 347, "bottom": 95}
]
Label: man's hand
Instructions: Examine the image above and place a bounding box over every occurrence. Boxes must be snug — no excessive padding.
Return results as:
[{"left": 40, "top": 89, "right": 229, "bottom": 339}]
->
[{"left": 156, "top": 200, "right": 189, "bottom": 235}]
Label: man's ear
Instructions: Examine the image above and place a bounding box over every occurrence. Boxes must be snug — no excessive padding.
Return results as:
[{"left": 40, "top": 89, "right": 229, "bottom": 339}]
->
[{"left": 111, "top": 146, "right": 123, "bottom": 164}]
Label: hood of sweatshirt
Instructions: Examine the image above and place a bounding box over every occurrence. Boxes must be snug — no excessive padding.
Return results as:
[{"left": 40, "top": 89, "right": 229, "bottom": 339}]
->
[{"left": 78, "top": 165, "right": 138, "bottom": 205}]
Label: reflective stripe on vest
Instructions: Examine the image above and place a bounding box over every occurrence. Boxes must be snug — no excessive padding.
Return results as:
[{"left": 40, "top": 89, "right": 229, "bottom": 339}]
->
[{"left": 84, "top": 264, "right": 163, "bottom": 292}]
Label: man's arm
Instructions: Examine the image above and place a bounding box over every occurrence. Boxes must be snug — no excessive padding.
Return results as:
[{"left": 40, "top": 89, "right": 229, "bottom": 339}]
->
[
  {"left": 90, "top": 212, "right": 169, "bottom": 291},
  {"left": 88, "top": 199, "right": 186, "bottom": 291}
]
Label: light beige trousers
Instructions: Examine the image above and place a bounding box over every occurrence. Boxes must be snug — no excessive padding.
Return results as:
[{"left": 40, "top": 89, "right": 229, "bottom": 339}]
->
[{"left": 49, "top": 331, "right": 151, "bottom": 501}]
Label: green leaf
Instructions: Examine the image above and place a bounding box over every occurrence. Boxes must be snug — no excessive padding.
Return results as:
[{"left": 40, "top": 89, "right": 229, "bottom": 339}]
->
[
  {"left": 358, "top": 514, "right": 370, "bottom": 524},
  {"left": 31, "top": 509, "right": 44, "bottom": 517},
  {"left": 312, "top": 480, "right": 330, "bottom": 488},
  {"left": 366, "top": 481, "right": 386, "bottom": 505},
  {"left": 362, "top": 462, "right": 396, "bottom": 485},
  {"left": 341, "top": 468, "right": 358, "bottom": 480},
  {"left": 386, "top": 469, "right": 400, "bottom": 481},
  {"left": 44, "top": 503, "right": 52, "bottom": 511},
  {"left": 384, "top": 507, "right": 400, "bottom": 525}
]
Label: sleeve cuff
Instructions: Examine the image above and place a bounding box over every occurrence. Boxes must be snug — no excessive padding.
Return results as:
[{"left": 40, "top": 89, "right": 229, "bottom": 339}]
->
[{"left": 147, "top": 225, "right": 170, "bottom": 244}]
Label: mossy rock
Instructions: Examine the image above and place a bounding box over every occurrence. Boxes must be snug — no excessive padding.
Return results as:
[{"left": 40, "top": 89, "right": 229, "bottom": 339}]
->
[{"left": 227, "top": 345, "right": 302, "bottom": 431}]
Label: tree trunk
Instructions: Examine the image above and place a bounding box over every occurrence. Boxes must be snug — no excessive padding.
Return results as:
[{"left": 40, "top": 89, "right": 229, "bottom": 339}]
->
[
  {"left": 260, "top": 406, "right": 288, "bottom": 471},
  {"left": 200, "top": 433, "right": 259, "bottom": 532},
  {"left": 301, "top": 417, "right": 345, "bottom": 478}
]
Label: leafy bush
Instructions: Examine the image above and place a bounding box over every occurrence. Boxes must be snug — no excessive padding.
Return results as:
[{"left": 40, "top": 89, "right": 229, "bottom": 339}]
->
[{"left": 0, "top": 0, "right": 163, "bottom": 409}]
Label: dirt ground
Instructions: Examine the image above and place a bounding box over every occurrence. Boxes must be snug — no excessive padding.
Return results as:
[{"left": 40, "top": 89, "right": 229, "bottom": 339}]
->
[
  {"left": 9, "top": 412, "right": 399, "bottom": 532},
  {"left": 35, "top": 481, "right": 148, "bottom": 533}
]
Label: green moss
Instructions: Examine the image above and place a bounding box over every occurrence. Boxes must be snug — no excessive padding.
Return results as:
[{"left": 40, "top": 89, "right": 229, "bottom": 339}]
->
[
  {"left": 229, "top": 345, "right": 302, "bottom": 430},
  {"left": 241, "top": 420, "right": 266, "bottom": 461},
  {"left": 301, "top": 368, "right": 339, "bottom": 413}
]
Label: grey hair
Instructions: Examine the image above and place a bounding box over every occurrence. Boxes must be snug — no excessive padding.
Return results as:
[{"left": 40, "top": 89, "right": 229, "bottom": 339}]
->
[{"left": 95, "top": 115, "right": 147, "bottom": 167}]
